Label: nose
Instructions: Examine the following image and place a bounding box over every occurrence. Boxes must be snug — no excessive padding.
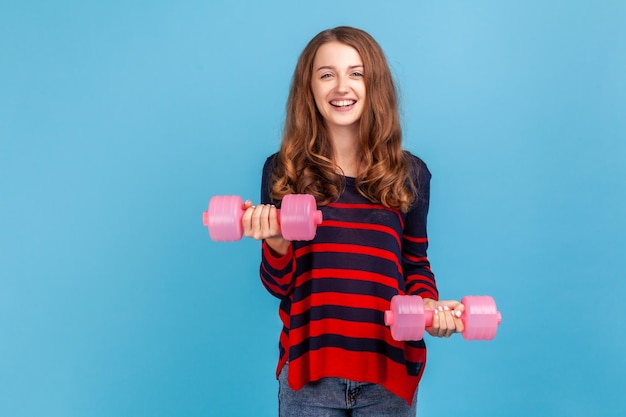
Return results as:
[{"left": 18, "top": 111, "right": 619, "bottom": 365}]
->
[{"left": 336, "top": 75, "right": 349, "bottom": 94}]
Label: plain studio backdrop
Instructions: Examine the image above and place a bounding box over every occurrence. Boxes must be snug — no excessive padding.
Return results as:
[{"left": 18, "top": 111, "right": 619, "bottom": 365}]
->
[{"left": 1, "top": 1, "right": 624, "bottom": 416}]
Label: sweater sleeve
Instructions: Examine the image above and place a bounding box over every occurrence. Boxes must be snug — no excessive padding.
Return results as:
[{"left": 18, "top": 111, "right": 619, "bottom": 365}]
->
[
  {"left": 401, "top": 157, "right": 439, "bottom": 300},
  {"left": 259, "top": 154, "right": 297, "bottom": 299}
]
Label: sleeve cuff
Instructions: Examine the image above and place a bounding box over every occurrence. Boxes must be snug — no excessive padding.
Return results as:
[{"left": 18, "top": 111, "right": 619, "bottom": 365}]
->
[{"left": 262, "top": 240, "right": 293, "bottom": 270}]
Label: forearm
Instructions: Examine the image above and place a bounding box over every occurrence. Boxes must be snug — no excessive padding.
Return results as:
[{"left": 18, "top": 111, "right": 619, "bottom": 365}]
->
[{"left": 264, "top": 236, "right": 290, "bottom": 257}]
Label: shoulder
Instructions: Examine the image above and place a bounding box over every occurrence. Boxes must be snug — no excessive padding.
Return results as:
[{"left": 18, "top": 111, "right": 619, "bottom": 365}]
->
[
  {"left": 403, "top": 151, "right": 432, "bottom": 182},
  {"left": 403, "top": 151, "right": 432, "bottom": 210},
  {"left": 263, "top": 152, "right": 280, "bottom": 175}
]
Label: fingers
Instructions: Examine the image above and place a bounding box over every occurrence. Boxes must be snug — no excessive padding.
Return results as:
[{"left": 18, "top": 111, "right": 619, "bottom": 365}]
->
[
  {"left": 242, "top": 203, "right": 281, "bottom": 240},
  {"left": 437, "top": 299, "right": 462, "bottom": 311},
  {"left": 242, "top": 203, "right": 268, "bottom": 239},
  {"left": 431, "top": 306, "right": 455, "bottom": 338},
  {"left": 427, "top": 300, "right": 465, "bottom": 338}
]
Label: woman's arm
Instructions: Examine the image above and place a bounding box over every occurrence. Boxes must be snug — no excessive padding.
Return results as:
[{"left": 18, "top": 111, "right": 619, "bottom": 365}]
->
[
  {"left": 401, "top": 159, "right": 438, "bottom": 300},
  {"left": 402, "top": 158, "right": 464, "bottom": 337},
  {"left": 253, "top": 155, "right": 297, "bottom": 299}
]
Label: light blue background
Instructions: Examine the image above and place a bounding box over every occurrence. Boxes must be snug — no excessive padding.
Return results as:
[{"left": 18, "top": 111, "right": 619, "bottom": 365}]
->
[{"left": 1, "top": 1, "right": 625, "bottom": 416}]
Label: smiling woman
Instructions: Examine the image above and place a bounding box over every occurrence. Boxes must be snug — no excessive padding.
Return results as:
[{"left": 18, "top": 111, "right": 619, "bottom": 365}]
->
[{"left": 238, "top": 26, "right": 465, "bottom": 417}]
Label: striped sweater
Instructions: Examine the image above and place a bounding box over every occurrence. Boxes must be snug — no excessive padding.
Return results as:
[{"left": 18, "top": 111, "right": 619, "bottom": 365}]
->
[{"left": 259, "top": 153, "right": 438, "bottom": 405}]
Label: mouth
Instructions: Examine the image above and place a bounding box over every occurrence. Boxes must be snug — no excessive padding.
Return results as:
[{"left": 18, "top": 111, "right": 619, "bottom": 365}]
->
[{"left": 330, "top": 99, "right": 357, "bottom": 108}]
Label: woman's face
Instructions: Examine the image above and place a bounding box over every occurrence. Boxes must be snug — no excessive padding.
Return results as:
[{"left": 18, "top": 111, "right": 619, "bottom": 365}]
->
[{"left": 311, "top": 41, "right": 366, "bottom": 134}]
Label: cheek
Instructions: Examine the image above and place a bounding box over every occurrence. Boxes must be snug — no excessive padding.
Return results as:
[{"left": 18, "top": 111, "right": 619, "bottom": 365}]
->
[
  {"left": 313, "top": 93, "right": 331, "bottom": 113},
  {"left": 311, "top": 85, "right": 325, "bottom": 106},
  {"left": 359, "top": 83, "right": 367, "bottom": 99},
  {"left": 359, "top": 87, "right": 367, "bottom": 108},
  {"left": 312, "top": 95, "right": 326, "bottom": 113}
]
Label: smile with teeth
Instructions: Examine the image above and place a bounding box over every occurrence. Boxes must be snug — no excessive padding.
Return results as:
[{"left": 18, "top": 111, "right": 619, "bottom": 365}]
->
[{"left": 330, "top": 99, "right": 356, "bottom": 107}]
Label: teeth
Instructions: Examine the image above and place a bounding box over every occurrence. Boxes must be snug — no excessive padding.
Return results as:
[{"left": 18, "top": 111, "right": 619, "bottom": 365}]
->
[{"left": 331, "top": 100, "right": 356, "bottom": 107}]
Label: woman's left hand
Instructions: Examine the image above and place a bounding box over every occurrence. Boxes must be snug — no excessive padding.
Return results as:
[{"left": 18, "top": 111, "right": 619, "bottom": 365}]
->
[{"left": 422, "top": 298, "right": 465, "bottom": 338}]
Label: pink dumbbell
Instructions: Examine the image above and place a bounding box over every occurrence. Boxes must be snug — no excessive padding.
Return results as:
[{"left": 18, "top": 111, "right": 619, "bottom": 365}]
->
[
  {"left": 384, "top": 295, "right": 502, "bottom": 341},
  {"left": 202, "top": 194, "right": 323, "bottom": 241}
]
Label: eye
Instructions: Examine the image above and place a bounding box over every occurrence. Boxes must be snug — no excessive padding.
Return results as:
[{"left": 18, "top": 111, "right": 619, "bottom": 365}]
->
[
  {"left": 351, "top": 71, "right": 364, "bottom": 78},
  {"left": 320, "top": 73, "right": 333, "bottom": 80}
]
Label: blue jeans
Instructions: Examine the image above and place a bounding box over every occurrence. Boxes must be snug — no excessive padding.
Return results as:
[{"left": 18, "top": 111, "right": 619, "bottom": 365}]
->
[{"left": 278, "top": 364, "right": 418, "bottom": 417}]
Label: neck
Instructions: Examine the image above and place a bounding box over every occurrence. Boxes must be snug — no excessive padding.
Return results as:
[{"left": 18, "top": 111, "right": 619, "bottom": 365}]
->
[{"left": 328, "top": 124, "right": 360, "bottom": 177}]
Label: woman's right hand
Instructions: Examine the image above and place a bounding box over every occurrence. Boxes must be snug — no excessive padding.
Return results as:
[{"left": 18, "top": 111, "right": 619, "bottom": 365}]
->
[
  {"left": 241, "top": 200, "right": 290, "bottom": 256},
  {"left": 422, "top": 298, "right": 465, "bottom": 338}
]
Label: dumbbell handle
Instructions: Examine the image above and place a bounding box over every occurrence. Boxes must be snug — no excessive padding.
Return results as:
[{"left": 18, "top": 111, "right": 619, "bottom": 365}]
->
[
  {"left": 385, "top": 308, "right": 500, "bottom": 328},
  {"left": 201, "top": 207, "right": 322, "bottom": 231},
  {"left": 202, "top": 207, "right": 283, "bottom": 228},
  {"left": 424, "top": 309, "right": 435, "bottom": 327},
  {"left": 202, "top": 206, "right": 280, "bottom": 227}
]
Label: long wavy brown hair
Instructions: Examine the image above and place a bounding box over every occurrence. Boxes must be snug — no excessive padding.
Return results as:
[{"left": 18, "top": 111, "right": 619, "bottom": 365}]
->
[{"left": 271, "top": 26, "right": 417, "bottom": 212}]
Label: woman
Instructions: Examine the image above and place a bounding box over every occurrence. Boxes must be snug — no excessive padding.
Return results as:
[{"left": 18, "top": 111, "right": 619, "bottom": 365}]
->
[{"left": 242, "top": 26, "right": 464, "bottom": 416}]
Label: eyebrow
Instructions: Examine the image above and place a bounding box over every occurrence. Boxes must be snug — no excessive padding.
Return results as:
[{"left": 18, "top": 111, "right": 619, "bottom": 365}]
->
[{"left": 315, "top": 65, "right": 364, "bottom": 72}]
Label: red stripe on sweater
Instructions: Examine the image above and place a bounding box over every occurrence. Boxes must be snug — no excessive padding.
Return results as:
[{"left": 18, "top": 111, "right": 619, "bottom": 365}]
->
[
  {"left": 404, "top": 254, "right": 429, "bottom": 264},
  {"left": 295, "top": 243, "right": 402, "bottom": 274},
  {"left": 288, "top": 317, "right": 389, "bottom": 343},
  {"left": 295, "top": 268, "right": 401, "bottom": 290},
  {"left": 403, "top": 235, "right": 428, "bottom": 243},
  {"left": 260, "top": 262, "right": 293, "bottom": 296},
  {"left": 289, "top": 291, "right": 390, "bottom": 317}
]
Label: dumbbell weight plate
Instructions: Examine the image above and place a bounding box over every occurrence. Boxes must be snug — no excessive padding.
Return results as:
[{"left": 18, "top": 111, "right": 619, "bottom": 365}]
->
[
  {"left": 206, "top": 195, "right": 245, "bottom": 241},
  {"left": 385, "top": 295, "right": 427, "bottom": 341},
  {"left": 460, "top": 296, "right": 501, "bottom": 340},
  {"left": 280, "top": 194, "right": 322, "bottom": 241}
]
